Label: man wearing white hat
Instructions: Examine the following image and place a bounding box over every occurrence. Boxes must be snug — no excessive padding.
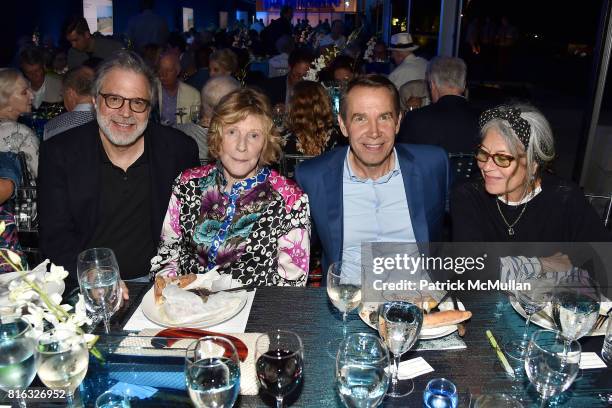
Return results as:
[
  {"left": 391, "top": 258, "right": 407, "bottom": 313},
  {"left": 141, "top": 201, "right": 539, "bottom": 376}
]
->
[{"left": 388, "top": 32, "right": 428, "bottom": 90}]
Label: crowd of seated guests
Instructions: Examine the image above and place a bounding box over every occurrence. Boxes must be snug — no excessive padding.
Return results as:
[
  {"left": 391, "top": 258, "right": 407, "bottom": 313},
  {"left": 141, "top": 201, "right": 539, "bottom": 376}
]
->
[{"left": 1, "top": 3, "right": 610, "bottom": 289}]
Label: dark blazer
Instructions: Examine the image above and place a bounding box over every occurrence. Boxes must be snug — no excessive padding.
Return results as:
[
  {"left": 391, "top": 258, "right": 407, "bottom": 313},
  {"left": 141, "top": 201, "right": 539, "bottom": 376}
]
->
[
  {"left": 263, "top": 75, "right": 288, "bottom": 106},
  {"left": 38, "top": 121, "right": 199, "bottom": 281},
  {"left": 295, "top": 144, "right": 449, "bottom": 275},
  {"left": 396, "top": 95, "right": 480, "bottom": 154}
]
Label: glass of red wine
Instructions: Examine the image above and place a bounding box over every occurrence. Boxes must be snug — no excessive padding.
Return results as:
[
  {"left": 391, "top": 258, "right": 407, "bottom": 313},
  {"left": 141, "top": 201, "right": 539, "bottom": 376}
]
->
[{"left": 255, "top": 330, "right": 304, "bottom": 408}]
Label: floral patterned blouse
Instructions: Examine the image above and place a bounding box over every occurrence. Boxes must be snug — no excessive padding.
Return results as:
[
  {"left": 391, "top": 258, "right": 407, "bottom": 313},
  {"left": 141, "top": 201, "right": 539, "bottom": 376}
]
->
[{"left": 150, "top": 164, "right": 311, "bottom": 286}]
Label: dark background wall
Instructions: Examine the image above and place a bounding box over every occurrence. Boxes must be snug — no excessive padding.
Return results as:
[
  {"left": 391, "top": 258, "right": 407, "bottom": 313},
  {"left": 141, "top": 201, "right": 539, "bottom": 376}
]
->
[{"left": 1, "top": 0, "right": 249, "bottom": 65}]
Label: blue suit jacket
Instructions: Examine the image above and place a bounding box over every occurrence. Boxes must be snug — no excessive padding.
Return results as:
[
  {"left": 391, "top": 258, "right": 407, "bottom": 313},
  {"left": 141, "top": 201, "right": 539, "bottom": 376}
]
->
[{"left": 295, "top": 144, "right": 449, "bottom": 276}]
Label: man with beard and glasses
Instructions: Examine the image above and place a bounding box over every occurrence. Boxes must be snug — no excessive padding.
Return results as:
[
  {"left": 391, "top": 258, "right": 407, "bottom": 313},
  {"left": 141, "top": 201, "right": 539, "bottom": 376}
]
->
[{"left": 38, "top": 51, "right": 199, "bottom": 291}]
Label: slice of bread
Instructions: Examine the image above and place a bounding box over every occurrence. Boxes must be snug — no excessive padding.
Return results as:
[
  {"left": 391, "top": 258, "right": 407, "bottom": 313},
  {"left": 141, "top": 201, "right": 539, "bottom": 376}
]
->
[{"left": 154, "top": 273, "right": 197, "bottom": 305}]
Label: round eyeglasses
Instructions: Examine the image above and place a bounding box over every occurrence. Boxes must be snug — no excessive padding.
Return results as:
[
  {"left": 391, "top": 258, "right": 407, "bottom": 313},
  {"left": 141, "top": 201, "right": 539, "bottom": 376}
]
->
[
  {"left": 98, "top": 92, "right": 151, "bottom": 113},
  {"left": 475, "top": 147, "right": 516, "bottom": 168}
]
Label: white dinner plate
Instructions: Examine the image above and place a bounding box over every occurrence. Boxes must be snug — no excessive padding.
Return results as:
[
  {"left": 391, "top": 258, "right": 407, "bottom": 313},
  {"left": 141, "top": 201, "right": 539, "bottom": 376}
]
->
[
  {"left": 358, "top": 299, "right": 466, "bottom": 340},
  {"left": 140, "top": 286, "right": 248, "bottom": 329},
  {"left": 509, "top": 297, "right": 611, "bottom": 337}
]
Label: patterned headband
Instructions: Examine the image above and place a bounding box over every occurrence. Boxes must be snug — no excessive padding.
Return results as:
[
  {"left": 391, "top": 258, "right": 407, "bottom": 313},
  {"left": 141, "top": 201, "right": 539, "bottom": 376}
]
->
[{"left": 479, "top": 105, "right": 531, "bottom": 148}]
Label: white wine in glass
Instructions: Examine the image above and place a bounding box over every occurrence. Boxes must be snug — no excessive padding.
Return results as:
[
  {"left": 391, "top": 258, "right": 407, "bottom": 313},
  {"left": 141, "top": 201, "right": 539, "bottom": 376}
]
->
[{"left": 36, "top": 331, "right": 89, "bottom": 408}]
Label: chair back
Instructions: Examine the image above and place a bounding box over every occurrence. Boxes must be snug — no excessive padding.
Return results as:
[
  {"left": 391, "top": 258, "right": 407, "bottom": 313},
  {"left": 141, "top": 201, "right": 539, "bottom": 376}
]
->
[
  {"left": 584, "top": 193, "right": 612, "bottom": 229},
  {"left": 280, "top": 153, "right": 315, "bottom": 179},
  {"left": 448, "top": 152, "right": 477, "bottom": 183}
]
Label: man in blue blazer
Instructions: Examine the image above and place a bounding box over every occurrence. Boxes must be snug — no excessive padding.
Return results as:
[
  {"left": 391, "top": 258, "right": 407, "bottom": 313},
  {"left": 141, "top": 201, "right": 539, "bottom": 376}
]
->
[{"left": 295, "top": 75, "right": 449, "bottom": 277}]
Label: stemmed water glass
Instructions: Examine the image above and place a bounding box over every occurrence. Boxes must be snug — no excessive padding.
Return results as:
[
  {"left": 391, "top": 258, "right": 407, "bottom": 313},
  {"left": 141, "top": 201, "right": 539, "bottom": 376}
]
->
[
  {"left": 552, "top": 272, "right": 601, "bottom": 347},
  {"left": 36, "top": 330, "right": 89, "bottom": 408},
  {"left": 513, "top": 265, "right": 552, "bottom": 352},
  {"left": 326, "top": 260, "right": 362, "bottom": 358},
  {"left": 77, "top": 248, "right": 122, "bottom": 333},
  {"left": 185, "top": 336, "right": 241, "bottom": 408},
  {"left": 255, "top": 330, "right": 304, "bottom": 408},
  {"left": 377, "top": 297, "right": 423, "bottom": 397},
  {"left": 336, "top": 332, "right": 390, "bottom": 408},
  {"left": 524, "top": 330, "right": 581, "bottom": 408},
  {"left": 0, "top": 317, "right": 37, "bottom": 408},
  {"left": 190, "top": 104, "right": 201, "bottom": 124}
]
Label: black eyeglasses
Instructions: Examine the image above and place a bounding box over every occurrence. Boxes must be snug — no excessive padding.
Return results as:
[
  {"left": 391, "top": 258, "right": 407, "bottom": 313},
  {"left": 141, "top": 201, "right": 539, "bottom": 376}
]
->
[
  {"left": 98, "top": 93, "right": 151, "bottom": 113},
  {"left": 475, "top": 147, "right": 516, "bottom": 168}
]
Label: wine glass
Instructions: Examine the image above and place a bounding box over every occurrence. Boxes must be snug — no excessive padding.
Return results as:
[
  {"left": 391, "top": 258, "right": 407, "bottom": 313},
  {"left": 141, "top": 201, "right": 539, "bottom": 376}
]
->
[
  {"left": 524, "top": 330, "right": 580, "bottom": 408},
  {"left": 552, "top": 273, "right": 601, "bottom": 347},
  {"left": 336, "top": 332, "right": 390, "bottom": 408},
  {"left": 326, "top": 260, "right": 362, "bottom": 358},
  {"left": 190, "top": 104, "right": 201, "bottom": 124},
  {"left": 514, "top": 266, "right": 552, "bottom": 352},
  {"left": 0, "top": 317, "right": 37, "bottom": 408},
  {"left": 77, "top": 248, "right": 122, "bottom": 333},
  {"left": 255, "top": 330, "right": 304, "bottom": 408},
  {"left": 377, "top": 298, "right": 423, "bottom": 397},
  {"left": 185, "top": 336, "right": 241, "bottom": 408},
  {"left": 272, "top": 104, "right": 286, "bottom": 129},
  {"left": 36, "top": 330, "right": 89, "bottom": 408}
]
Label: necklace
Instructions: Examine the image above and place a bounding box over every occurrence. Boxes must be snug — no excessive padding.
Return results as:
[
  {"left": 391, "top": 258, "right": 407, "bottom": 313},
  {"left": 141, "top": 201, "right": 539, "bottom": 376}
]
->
[{"left": 496, "top": 198, "right": 527, "bottom": 236}]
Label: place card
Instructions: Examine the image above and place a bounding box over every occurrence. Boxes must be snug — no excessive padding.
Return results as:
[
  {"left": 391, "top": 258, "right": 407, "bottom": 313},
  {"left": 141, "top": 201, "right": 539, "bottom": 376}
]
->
[
  {"left": 579, "top": 352, "right": 608, "bottom": 369},
  {"left": 385, "top": 356, "right": 434, "bottom": 380}
]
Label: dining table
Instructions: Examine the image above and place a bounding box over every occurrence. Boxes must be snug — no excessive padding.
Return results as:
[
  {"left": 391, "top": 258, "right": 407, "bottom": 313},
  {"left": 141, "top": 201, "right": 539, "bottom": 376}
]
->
[{"left": 3, "top": 282, "right": 611, "bottom": 407}]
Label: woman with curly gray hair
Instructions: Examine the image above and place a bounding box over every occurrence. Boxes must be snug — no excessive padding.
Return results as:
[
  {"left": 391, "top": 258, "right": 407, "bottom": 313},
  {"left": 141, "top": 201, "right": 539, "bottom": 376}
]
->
[{"left": 451, "top": 103, "right": 610, "bottom": 241}]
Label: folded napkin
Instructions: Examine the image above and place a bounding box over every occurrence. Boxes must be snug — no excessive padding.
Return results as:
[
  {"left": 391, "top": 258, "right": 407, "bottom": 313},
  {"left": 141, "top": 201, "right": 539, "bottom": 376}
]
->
[
  {"left": 384, "top": 357, "right": 434, "bottom": 380},
  {"left": 161, "top": 285, "right": 246, "bottom": 325},
  {"left": 415, "top": 332, "right": 467, "bottom": 351},
  {"left": 181, "top": 270, "right": 233, "bottom": 291},
  {"left": 116, "top": 330, "right": 264, "bottom": 396}
]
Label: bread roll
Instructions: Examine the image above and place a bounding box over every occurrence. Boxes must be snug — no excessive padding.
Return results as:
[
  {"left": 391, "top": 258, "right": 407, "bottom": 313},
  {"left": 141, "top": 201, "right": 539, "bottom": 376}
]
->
[
  {"left": 423, "top": 310, "right": 472, "bottom": 328},
  {"left": 153, "top": 273, "right": 197, "bottom": 305},
  {"left": 154, "top": 275, "right": 168, "bottom": 305}
]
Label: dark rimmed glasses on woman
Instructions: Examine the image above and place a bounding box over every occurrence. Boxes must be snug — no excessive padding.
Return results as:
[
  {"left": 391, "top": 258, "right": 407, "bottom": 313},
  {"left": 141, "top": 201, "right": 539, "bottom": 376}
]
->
[
  {"left": 475, "top": 147, "right": 516, "bottom": 168},
  {"left": 98, "top": 93, "right": 151, "bottom": 113}
]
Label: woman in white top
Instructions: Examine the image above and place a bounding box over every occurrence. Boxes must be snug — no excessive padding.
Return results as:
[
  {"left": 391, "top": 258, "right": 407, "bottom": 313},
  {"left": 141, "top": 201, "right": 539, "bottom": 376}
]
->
[{"left": 0, "top": 68, "right": 39, "bottom": 179}]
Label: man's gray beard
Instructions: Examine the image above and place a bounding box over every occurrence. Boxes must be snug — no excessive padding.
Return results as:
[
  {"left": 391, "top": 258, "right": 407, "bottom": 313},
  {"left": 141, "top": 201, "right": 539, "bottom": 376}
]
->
[{"left": 96, "top": 110, "right": 148, "bottom": 147}]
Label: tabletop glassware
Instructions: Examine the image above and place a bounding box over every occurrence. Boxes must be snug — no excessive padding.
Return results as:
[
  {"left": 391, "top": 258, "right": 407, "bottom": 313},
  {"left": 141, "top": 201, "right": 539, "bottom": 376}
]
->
[
  {"left": 36, "top": 330, "right": 89, "bottom": 407},
  {"left": 423, "top": 378, "right": 458, "bottom": 408},
  {"left": 336, "top": 332, "right": 389, "bottom": 408},
  {"left": 472, "top": 393, "right": 524, "bottom": 407},
  {"left": 14, "top": 187, "right": 37, "bottom": 231},
  {"left": 77, "top": 248, "right": 122, "bottom": 333},
  {"left": 377, "top": 298, "right": 423, "bottom": 397},
  {"left": 552, "top": 273, "right": 601, "bottom": 347},
  {"left": 255, "top": 330, "right": 304, "bottom": 408},
  {"left": 95, "top": 390, "right": 131, "bottom": 408},
  {"left": 190, "top": 104, "right": 201, "bottom": 124},
  {"left": 185, "top": 336, "right": 240, "bottom": 408},
  {"left": 326, "top": 260, "right": 362, "bottom": 358},
  {"left": 0, "top": 317, "right": 37, "bottom": 408},
  {"left": 513, "top": 265, "right": 552, "bottom": 353},
  {"left": 524, "top": 329, "right": 580, "bottom": 408}
]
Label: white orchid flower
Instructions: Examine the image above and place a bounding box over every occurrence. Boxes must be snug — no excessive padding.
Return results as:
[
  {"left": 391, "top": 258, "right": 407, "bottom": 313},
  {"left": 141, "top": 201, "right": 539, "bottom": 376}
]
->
[
  {"left": 6, "top": 250, "right": 22, "bottom": 267},
  {"left": 46, "top": 263, "right": 69, "bottom": 283}
]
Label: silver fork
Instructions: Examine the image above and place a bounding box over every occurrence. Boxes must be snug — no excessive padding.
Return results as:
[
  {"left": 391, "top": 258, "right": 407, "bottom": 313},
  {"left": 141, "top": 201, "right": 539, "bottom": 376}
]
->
[{"left": 594, "top": 306, "right": 612, "bottom": 330}]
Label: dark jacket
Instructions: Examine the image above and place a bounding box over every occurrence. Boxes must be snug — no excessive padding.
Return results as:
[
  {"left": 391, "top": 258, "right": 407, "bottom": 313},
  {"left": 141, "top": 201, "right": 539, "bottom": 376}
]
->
[
  {"left": 263, "top": 75, "right": 288, "bottom": 107},
  {"left": 396, "top": 95, "right": 480, "bottom": 154},
  {"left": 295, "top": 144, "right": 449, "bottom": 275},
  {"left": 38, "top": 121, "right": 199, "bottom": 281}
]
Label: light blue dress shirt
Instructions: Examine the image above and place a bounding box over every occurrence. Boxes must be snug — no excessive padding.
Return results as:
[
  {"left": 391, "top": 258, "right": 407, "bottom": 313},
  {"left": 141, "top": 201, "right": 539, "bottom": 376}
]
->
[{"left": 342, "top": 148, "right": 416, "bottom": 260}]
